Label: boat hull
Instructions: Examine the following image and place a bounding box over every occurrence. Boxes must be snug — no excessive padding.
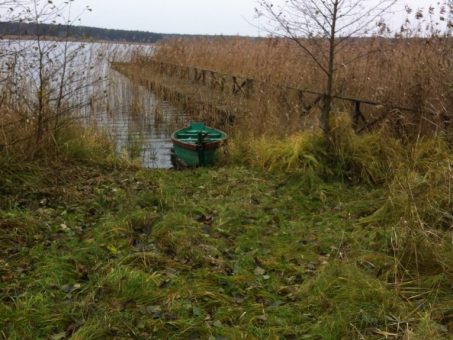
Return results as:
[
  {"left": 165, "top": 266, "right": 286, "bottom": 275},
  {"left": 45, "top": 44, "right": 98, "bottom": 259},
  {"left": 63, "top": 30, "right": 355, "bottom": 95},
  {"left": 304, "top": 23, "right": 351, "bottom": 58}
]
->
[{"left": 171, "top": 122, "right": 227, "bottom": 167}]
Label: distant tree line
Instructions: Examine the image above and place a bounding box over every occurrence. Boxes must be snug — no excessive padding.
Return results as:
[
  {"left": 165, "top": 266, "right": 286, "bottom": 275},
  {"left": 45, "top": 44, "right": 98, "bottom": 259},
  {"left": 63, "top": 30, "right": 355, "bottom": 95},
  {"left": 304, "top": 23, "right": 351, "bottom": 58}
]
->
[{"left": 0, "top": 21, "right": 166, "bottom": 43}]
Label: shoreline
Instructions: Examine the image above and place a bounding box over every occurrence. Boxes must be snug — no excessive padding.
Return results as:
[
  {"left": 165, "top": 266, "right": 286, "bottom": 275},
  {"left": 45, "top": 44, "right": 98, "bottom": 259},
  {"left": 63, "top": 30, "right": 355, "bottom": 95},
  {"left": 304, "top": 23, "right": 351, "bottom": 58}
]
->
[{"left": 0, "top": 34, "right": 156, "bottom": 45}]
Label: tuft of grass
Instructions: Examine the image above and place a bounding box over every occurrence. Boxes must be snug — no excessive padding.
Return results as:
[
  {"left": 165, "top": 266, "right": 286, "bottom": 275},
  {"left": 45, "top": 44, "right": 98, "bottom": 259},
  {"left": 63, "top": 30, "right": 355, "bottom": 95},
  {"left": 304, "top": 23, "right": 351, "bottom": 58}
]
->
[
  {"left": 229, "top": 113, "right": 404, "bottom": 185},
  {"left": 53, "top": 126, "right": 119, "bottom": 165},
  {"left": 327, "top": 113, "right": 403, "bottom": 184},
  {"left": 300, "top": 262, "right": 407, "bottom": 338},
  {"left": 344, "top": 123, "right": 450, "bottom": 290},
  {"left": 101, "top": 266, "right": 163, "bottom": 304},
  {"left": 126, "top": 132, "right": 144, "bottom": 161}
]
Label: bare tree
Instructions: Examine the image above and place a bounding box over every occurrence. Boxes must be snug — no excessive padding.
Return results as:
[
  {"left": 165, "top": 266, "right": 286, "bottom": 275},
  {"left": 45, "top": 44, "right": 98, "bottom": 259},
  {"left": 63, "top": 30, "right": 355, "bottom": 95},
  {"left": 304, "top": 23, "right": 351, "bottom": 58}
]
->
[{"left": 257, "top": 0, "right": 397, "bottom": 135}]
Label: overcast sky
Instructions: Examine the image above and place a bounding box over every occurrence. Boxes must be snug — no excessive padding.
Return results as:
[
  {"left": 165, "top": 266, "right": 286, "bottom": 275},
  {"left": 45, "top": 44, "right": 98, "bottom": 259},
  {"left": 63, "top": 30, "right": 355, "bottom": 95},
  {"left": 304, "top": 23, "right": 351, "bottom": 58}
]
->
[{"left": 61, "top": 0, "right": 446, "bottom": 36}]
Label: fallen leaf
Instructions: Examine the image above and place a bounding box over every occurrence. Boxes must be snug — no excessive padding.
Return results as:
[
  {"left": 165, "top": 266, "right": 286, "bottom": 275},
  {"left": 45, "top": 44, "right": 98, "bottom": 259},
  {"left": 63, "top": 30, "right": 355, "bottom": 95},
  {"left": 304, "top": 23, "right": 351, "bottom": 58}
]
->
[
  {"left": 1, "top": 273, "right": 14, "bottom": 282},
  {"left": 50, "top": 332, "right": 66, "bottom": 340},
  {"left": 213, "top": 320, "right": 223, "bottom": 327}
]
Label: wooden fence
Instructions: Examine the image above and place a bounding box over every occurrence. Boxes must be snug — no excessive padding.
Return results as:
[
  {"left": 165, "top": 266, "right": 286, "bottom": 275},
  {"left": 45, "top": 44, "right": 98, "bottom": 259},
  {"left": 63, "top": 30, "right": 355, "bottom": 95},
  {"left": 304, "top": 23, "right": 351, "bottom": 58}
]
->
[{"left": 125, "top": 59, "right": 418, "bottom": 132}]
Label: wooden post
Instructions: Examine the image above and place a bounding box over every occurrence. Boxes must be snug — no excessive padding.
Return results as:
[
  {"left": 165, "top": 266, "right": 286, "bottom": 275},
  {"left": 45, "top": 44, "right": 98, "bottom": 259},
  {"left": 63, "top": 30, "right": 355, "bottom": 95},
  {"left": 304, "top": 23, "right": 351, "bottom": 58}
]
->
[
  {"left": 232, "top": 76, "right": 237, "bottom": 95},
  {"left": 192, "top": 68, "right": 196, "bottom": 82},
  {"left": 245, "top": 79, "right": 254, "bottom": 98},
  {"left": 210, "top": 71, "right": 216, "bottom": 89},
  {"left": 353, "top": 100, "right": 367, "bottom": 130},
  {"left": 219, "top": 76, "right": 225, "bottom": 92},
  {"left": 201, "top": 70, "right": 206, "bottom": 85},
  {"left": 298, "top": 90, "right": 305, "bottom": 115},
  {"left": 194, "top": 68, "right": 199, "bottom": 83},
  {"left": 232, "top": 76, "right": 249, "bottom": 96}
]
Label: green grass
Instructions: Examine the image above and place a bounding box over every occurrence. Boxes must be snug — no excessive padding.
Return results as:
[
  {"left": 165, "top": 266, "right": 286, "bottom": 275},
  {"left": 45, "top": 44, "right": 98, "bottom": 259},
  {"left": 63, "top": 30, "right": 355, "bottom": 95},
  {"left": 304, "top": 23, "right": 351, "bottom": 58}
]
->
[{"left": 0, "top": 148, "right": 451, "bottom": 338}]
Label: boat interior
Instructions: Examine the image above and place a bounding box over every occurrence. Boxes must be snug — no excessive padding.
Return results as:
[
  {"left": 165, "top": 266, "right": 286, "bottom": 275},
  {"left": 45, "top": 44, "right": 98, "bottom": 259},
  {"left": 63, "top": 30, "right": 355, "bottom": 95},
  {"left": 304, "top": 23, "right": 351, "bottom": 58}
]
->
[{"left": 175, "top": 123, "right": 224, "bottom": 142}]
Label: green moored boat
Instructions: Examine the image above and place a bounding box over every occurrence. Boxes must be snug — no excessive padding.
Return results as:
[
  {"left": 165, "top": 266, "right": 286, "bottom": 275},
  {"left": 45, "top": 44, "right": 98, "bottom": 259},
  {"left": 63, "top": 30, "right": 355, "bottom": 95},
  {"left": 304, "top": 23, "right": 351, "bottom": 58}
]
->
[{"left": 171, "top": 122, "right": 227, "bottom": 168}]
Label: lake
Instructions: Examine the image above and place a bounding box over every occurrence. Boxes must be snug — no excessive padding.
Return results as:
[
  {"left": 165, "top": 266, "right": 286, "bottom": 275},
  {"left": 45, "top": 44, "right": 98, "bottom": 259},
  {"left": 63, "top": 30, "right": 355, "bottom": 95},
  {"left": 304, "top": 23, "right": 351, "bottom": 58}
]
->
[
  {"left": 0, "top": 39, "right": 188, "bottom": 168},
  {"left": 94, "top": 68, "right": 188, "bottom": 168}
]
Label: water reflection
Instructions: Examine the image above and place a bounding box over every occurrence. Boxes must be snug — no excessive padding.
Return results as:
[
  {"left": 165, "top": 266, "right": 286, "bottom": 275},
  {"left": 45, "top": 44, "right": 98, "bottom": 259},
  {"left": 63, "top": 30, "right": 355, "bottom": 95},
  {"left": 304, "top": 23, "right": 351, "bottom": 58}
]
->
[
  {"left": 95, "top": 69, "right": 188, "bottom": 169},
  {"left": 1, "top": 40, "right": 181, "bottom": 168}
]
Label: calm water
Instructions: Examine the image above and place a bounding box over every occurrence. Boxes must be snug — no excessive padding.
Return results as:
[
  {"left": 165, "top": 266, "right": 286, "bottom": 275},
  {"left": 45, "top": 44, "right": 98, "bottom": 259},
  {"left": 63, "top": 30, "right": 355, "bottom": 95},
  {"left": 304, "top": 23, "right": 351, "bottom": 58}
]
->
[
  {"left": 94, "top": 68, "right": 188, "bottom": 168},
  {"left": 78, "top": 43, "right": 189, "bottom": 168},
  {"left": 1, "top": 40, "right": 187, "bottom": 168}
]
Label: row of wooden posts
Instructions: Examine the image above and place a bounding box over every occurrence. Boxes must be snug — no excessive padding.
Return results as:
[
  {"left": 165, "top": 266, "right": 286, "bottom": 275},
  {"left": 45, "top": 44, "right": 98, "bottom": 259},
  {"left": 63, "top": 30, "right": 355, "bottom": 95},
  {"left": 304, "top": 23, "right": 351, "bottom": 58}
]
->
[{"left": 132, "top": 59, "right": 416, "bottom": 132}]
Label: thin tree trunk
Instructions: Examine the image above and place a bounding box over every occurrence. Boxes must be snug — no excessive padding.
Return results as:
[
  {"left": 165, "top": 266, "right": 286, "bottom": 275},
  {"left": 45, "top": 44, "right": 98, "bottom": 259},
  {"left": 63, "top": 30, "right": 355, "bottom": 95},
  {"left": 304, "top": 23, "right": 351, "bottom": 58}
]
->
[
  {"left": 55, "top": 37, "right": 69, "bottom": 132},
  {"left": 36, "top": 32, "right": 45, "bottom": 143},
  {"left": 321, "top": 0, "right": 339, "bottom": 135}
]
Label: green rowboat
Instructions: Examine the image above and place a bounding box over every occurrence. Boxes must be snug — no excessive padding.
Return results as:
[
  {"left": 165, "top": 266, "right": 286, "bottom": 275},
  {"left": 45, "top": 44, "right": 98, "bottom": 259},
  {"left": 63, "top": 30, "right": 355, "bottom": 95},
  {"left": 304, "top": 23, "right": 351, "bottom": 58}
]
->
[{"left": 171, "top": 122, "right": 227, "bottom": 168}]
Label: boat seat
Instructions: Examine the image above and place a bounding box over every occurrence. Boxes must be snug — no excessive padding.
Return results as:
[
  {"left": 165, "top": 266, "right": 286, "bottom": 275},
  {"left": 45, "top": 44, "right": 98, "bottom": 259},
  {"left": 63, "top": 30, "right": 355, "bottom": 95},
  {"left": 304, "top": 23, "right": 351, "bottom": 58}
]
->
[{"left": 177, "top": 133, "right": 221, "bottom": 139}]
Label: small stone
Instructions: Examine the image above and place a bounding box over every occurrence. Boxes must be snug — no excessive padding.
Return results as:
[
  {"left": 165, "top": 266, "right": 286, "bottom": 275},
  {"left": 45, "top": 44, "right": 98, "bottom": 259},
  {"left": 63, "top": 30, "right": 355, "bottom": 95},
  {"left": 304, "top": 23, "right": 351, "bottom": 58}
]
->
[
  {"left": 194, "top": 214, "right": 205, "bottom": 222},
  {"left": 256, "top": 314, "right": 268, "bottom": 321},
  {"left": 307, "top": 263, "right": 317, "bottom": 271},
  {"left": 50, "top": 332, "right": 66, "bottom": 340},
  {"left": 233, "top": 296, "right": 246, "bottom": 304},
  {"left": 163, "top": 312, "right": 177, "bottom": 321},
  {"left": 145, "top": 305, "right": 162, "bottom": 314},
  {"left": 61, "top": 284, "right": 73, "bottom": 293},
  {"left": 254, "top": 266, "right": 266, "bottom": 276}
]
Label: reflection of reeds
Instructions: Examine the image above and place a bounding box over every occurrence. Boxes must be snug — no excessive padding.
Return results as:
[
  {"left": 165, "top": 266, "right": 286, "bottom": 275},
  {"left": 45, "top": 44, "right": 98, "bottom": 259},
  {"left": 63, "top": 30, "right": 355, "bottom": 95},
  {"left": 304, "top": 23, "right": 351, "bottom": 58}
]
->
[
  {"left": 127, "top": 132, "right": 144, "bottom": 160},
  {"left": 112, "top": 62, "right": 233, "bottom": 133},
  {"left": 153, "top": 105, "right": 164, "bottom": 124},
  {"left": 105, "top": 59, "right": 188, "bottom": 168},
  {"left": 130, "top": 84, "right": 144, "bottom": 116}
]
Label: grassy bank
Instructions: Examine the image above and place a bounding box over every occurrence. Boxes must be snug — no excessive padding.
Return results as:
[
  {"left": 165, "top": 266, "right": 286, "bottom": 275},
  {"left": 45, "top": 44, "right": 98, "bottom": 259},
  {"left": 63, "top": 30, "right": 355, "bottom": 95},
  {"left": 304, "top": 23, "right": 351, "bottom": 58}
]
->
[{"left": 0, "top": 125, "right": 451, "bottom": 339}]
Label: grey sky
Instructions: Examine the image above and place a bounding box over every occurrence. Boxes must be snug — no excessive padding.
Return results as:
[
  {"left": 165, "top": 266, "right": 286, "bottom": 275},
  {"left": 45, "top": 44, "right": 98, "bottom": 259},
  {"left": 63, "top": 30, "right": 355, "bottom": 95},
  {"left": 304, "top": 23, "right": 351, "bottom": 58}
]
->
[{"left": 65, "top": 0, "right": 445, "bottom": 36}]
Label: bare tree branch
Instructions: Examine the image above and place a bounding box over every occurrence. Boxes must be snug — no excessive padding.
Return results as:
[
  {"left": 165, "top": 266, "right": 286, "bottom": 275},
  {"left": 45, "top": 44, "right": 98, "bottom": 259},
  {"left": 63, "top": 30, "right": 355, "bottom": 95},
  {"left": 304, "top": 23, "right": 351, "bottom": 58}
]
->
[{"left": 258, "top": 0, "right": 398, "bottom": 134}]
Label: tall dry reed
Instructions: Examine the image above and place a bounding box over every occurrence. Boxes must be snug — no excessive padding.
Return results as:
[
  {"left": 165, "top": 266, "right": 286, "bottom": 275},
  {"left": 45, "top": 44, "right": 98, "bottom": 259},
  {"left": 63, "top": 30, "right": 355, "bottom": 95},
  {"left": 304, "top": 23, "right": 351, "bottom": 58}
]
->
[{"left": 144, "top": 36, "right": 452, "bottom": 139}]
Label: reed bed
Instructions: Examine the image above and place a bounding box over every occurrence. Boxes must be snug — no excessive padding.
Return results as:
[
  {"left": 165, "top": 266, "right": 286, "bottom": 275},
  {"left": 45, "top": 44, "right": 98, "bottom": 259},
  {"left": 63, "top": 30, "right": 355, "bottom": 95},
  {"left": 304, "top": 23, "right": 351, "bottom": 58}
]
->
[
  {"left": 0, "top": 41, "right": 148, "bottom": 158},
  {"left": 135, "top": 36, "right": 453, "bottom": 139}
]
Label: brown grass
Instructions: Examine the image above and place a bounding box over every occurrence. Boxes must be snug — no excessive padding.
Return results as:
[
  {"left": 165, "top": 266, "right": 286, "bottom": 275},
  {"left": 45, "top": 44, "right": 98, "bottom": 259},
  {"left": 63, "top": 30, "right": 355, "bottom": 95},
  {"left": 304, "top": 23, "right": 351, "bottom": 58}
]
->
[{"left": 137, "top": 36, "right": 453, "bottom": 139}]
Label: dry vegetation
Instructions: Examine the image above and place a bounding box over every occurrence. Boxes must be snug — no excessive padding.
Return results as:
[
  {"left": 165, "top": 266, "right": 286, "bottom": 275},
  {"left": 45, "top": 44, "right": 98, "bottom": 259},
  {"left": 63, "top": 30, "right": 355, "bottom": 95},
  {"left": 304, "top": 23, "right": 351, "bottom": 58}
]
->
[{"left": 144, "top": 36, "right": 453, "bottom": 138}]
